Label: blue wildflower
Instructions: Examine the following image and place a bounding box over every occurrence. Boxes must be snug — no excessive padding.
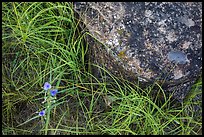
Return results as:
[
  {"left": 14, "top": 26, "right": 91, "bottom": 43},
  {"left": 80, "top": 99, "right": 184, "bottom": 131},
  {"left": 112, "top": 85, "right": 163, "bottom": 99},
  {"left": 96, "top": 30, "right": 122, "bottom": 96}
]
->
[
  {"left": 39, "top": 110, "right": 45, "bottom": 116},
  {"left": 50, "top": 89, "right": 58, "bottom": 97},
  {"left": 43, "top": 82, "right": 51, "bottom": 90}
]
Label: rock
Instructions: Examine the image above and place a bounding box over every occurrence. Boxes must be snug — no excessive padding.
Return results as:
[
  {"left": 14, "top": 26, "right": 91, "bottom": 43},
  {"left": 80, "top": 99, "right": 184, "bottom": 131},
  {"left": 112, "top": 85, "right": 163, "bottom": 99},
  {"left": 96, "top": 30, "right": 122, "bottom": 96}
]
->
[{"left": 74, "top": 2, "right": 202, "bottom": 102}]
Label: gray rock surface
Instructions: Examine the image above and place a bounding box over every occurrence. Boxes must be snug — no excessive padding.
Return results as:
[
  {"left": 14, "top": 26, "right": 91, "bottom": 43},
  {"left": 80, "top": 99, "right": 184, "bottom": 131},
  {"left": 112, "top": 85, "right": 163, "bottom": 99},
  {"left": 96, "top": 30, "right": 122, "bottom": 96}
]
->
[{"left": 74, "top": 2, "right": 202, "bottom": 102}]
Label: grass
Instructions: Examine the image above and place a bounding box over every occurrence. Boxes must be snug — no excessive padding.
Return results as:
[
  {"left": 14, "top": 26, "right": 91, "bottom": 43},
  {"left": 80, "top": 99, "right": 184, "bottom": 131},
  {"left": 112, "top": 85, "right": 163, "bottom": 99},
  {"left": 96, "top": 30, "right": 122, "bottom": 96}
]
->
[{"left": 2, "top": 2, "right": 202, "bottom": 135}]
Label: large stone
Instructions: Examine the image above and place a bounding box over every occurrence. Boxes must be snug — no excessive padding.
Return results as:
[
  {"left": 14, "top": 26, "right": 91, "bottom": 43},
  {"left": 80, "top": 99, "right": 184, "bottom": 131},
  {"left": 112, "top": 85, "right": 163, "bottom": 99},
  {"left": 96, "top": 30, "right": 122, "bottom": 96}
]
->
[{"left": 74, "top": 2, "right": 202, "bottom": 102}]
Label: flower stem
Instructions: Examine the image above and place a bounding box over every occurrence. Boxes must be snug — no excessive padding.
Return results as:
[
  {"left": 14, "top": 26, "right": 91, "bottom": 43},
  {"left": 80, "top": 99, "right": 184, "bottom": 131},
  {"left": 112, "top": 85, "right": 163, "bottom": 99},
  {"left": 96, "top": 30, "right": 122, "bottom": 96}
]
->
[{"left": 45, "top": 96, "right": 51, "bottom": 135}]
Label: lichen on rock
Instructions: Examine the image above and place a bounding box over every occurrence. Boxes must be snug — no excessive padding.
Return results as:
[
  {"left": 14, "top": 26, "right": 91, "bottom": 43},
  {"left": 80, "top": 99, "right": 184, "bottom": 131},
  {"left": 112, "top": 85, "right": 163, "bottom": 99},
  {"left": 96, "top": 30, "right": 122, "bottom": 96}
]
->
[{"left": 74, "top": 2, "right": 202, "bottom": 102}]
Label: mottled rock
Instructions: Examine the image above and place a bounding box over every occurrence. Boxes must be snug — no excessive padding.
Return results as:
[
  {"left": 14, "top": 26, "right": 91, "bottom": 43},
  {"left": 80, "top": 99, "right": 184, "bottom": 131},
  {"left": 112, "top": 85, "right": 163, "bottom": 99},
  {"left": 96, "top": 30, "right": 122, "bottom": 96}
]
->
[{"left": 74, "top": 2, "right": 202, "bottom": 102}]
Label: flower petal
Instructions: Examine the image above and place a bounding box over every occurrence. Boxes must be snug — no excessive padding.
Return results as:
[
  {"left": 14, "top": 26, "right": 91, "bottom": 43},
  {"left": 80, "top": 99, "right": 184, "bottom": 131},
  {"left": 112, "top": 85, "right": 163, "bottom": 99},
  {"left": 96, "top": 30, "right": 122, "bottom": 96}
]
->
[
  {"left": 43, "top": 82, "right": 51, "bottom": 90},
  {"left": 50, "top": 89, "right": 58, "bottom": 96},
  {"left": 39, "top": 110, "right": 45, "bottom": 116}
]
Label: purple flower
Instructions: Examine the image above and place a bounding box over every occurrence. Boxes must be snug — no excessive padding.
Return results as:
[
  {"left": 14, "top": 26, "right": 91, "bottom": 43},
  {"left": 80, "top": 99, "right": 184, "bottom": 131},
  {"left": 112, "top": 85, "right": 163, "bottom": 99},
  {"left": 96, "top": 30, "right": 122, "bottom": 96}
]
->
[
  {"left": 43, "top": 82, "right": 51, "bottom": 90},
  {"left": 39, "top": 110, "right": 45, "bottom": 116},
  {"left": 50, "top": 89, "right": 58, "bottom": 96}
]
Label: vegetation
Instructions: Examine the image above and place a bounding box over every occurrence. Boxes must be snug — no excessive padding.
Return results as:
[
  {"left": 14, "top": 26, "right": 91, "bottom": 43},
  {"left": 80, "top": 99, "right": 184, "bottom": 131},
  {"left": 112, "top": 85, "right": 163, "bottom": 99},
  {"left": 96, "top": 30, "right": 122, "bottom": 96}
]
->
[{"left": 2, "top": 2, "right": 202, "bottom": 135}]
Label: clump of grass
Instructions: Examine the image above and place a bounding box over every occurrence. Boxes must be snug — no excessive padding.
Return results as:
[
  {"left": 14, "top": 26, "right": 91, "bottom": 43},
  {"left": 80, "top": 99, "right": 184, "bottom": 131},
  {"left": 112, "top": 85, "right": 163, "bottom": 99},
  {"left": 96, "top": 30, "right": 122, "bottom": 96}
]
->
[
  {"left": 2, "top": 2, "right": 89, "bottom": 135},
  {"left": 2, "top": 2, "right": 202, "bottom": 135}
]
